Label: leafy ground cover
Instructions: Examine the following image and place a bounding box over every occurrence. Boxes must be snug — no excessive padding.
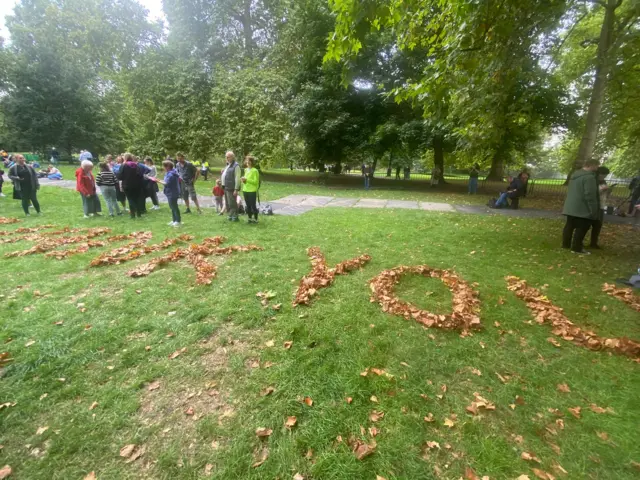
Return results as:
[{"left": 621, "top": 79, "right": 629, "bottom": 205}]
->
[{"left": 1, "top": 185, "right": 639, "bottom": 480}]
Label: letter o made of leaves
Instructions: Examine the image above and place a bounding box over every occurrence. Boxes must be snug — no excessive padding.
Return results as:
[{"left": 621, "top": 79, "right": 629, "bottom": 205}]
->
[{"left": 369, "top": 265, "right": 481, "bottom": 334}]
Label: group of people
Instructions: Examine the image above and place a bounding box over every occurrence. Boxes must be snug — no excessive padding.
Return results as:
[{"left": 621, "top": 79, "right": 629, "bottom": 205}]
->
[{"left": 72, "top": 150, "right": 261, "bottom": 227}]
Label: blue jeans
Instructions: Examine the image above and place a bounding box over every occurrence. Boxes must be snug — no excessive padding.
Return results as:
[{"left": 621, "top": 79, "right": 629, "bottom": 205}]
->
[
  {"left": 468, "top": 177, "right": 478, "bottom": 194},
  {"left": 168, "top": 197, "right": 181, "bottom": 223},
  {"left": 364, "top": 176, "right": 370, "bottom": 190},
  {"left": 495, "top": 192, "right": 510, "bottom": 207}
]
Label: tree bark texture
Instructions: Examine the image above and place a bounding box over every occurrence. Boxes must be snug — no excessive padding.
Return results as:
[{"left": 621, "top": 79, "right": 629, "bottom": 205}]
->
[{"left": 433, "top": 135, "right": 446, "bottom": 183}]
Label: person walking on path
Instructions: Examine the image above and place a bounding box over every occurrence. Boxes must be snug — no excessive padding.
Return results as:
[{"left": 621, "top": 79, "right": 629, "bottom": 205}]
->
[
  {"left": 589, "top": 166, "right": 611, "bottom": 249},
  {"left": 154, "top": 160, "right": 182, "bottom": 227},
  {"left": 96, "top": 162, "right": 122, "bottom": 217},
  {"left": 241, "top": 156, "right": 260, "bottom": 223},
  {"left": 562, "top": 159, "right": 600, "bottom": 255},
  {"left": 8, "top": 155, "right": 41, "bottom": 216},
  {"left": 468, "top": 164, "right": 480, "bottom": 194},
  {"left": 222, "top": 151, "right": 241, "bottom": 221},
  {"left": 143, "top": 157, "right": 161, "bottom": 210},
  {"left": 118, "top": 153, "right": 146, "bottom": 218},
  {"left": 213, "top": 179, "right": 224, "bottom": 215},
  {"left": 76, "top": 160, "right": 102, "bottom": 217},
  {"left": 175, "top": 153, "right": 202, "bottom": 214}
]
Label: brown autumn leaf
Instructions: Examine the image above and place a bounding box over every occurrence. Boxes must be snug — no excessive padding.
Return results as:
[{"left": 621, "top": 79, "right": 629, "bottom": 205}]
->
[
  {"left": 470, "top": 368, "right": 482, "bottom": 376},
  {"left": 368, "top": 426, "right": 379, "bottom": 437},
  {"left": 443, "top": 417, "right": 455, "bottom": 428},
  {"left": 0, "top": 466, "right": 12, "bottom": 480},
  {"left": 596, "top": 431, "right": 609, "bottom": 441},
  {"left": 589, "top": 403, "right": 607, "bottom": 414},
  {"left": 293, "top": 473, "right": 304, "bottom": 480},
  {"left": 351, "top": 438, "right": 377, "bottom": 460},
  {"left": 568, "top": 406, "right": 581, "bottom": 419},
  {"left": 425, "top": 441, "right": 440, "bottom": 450},
  {"left": 515, "top": 395, "right": 526, "bottom": 406},
  {"left": 370, "top": 395, "right": 378, "bottom": 403},
  {"left": 185, "top": 407, "right": 194, "bottom": 416},
  {"left": 424, "top": 413, "right": 435, "bottom": 423},
  {"left": 83, "top": 472, "right": 97, "bottom": 480},
  {"left": 36, "top": 426, "right": 49, "bottom": 435},
  {"left": 547, "top": 337, "right": 562, "bottom": 348},
  {"left": 147, "top": 381, "right": 160, "bottom": 391},
  {"left": 464, "top": 466, "right": 480, "bottom": 480},
  {"left": 284, "top": 341, "right": 293, "bottom": 350},
  {"left": 144, "top": 346, "right": 151, "bottom": 351},
  {"left": 517, "top": 476, "right": 531, "bottom": 480},
  {"left": 25, "top": 340, "right": 36, "bottom": 347},
  {"left": 252, "top": 446, "right": 269, "bottom": 468},
  {"left": 512, "top": 435, "right": 524, "bottom": 444},
  {"left": 521, "top": 452, "right": 541, "bottom": 463},
  {"left": 89, "top": 401, "right": 98, "bottom": 410},
  {"left": 346, "top": 397, "right": 353, "bottom": 404},
  {"left": 255, "top": 427, "right": 273, "bottom": 438},
  {"left": 440, "top": 384, "right": 447, "bottom": 393},
  {"left": 532, "top": 468, "right": 555, "bottom": 480},
  {"left": 557, "top": 383, "right": 570, "bottom": 393},
  {"left": 376, "top": 476, "right": 388, "bottom": 480},
  {"left": 265, "top": 340, "right": 275, "bottom": 347},
  {"left": 549, "top": 443, "right": 561, "bottom": 455},
  {"left": 303, "top": 396, "right": 313, "bottom": 407},
  {"left": 551, "top": 462, "right": 568, "bottom": 476},
  {"left": 204, "top": 463, "right": 214, "bottom": 476},
  {"left": 119, "top": 444, "right": 136, "bottom": 458},
  {"left": 285, "top": 416, "right": 297, "bottom": 429},
  {"left": 369, "top": 410, "right": 384, "bottom": 422},
  {"left": 169, "top": 347, "right": 186, "bottom": 359},
  {"left": 260, "top": 386, "right": 275, "bottom": 397}
]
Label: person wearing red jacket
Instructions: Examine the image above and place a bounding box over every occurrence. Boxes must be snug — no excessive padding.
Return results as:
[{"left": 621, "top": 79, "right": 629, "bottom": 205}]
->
[{"left": 76, "top": 160, "right": 102, "bottom": 217}]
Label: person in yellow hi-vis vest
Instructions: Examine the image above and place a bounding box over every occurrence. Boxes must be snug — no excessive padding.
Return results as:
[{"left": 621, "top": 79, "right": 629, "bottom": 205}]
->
[{"left": 241, "top": 155, "right": 260, "bottom": 224}]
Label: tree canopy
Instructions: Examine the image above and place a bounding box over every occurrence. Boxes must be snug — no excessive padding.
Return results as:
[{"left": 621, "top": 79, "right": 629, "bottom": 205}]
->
[{"left": 0, "top": 0, "right": 638, "bottom": 177}]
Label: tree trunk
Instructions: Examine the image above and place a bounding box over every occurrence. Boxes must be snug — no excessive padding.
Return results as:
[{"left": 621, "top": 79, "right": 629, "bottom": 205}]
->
[
  {"left": 433, "top": 135, "right": 446, "bottom": 184},
  {"left": 572, "top": 0, "right": 617, "bottom": 171},
  {"left": 487, "top": 150, "right": 505, "bottom": 181},
  {"left": 386, "top": 152, "right": 393, "bottom": 177}
]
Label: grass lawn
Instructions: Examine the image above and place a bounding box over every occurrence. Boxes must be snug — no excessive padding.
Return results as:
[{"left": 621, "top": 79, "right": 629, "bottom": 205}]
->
[{"left": 1, "top": 184, "right": 639, "bottom": 480}]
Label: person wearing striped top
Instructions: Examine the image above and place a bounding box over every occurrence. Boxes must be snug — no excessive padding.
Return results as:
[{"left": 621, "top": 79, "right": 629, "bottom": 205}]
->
[{"left": 96, "top": 162, "right": 121, "bottom": 216}]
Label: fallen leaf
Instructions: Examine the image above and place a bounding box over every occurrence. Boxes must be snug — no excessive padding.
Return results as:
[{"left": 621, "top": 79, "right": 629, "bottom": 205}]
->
[
  {"left": 470, "top": 368, "right": 482, "bottom": 376},
  {"left": 568, "top": 406, "right": 581, "bottom": 419},
  {"left": 25, "top": 340, "right": 36, "bottom": 347},
  {"left": 89, "top": 401, "right": 98, "bottom": 410},
  {"left": 39, "top": 393, "right": 47, "bottom": 400},
  {"left": 426, "top": 441, "right": 440, "bottom": 450},
  {"left": 260, "top": 386, "right": 275, "bottom": 397},
  {"left": 551, "top": 462, "right": 568, "bottom": 476},
  {"left": 36, "top": 426, "right": 49, "bottom": 435},
  {"left": 346, "top": 397, "right": 353, "bottom": 404},
  {"left": 515, "top": 395, "right": 526, "bottom": 406},
  {"left": 293, "top": 474, "right": 304, "bottom": 480},
  {"left": 376, "top": 476, "right": 387, "bottom": 480},
  {"left": 119, "top": 444, "right": 136, "bottom": 458},
  {"left": 83, "top": 472, "right": 96, "bottom": 480},
  {"left": 255, "top": 427, "right": 273, "bottom": 438},
  {"left": 369, "top": 410, "right": 384, "bottom": 422},
  {"left": 252, "top": 446, "right": 269, "bottom": 467},
  {"left": 424, "top": 413, "right": 434, "bottom": 423},
  {"left": 547, "top": 337, "right": 562, "bottom": 348},
  {"left": 517, "top": 476, "right": 531, "bottom": 480},
  {"left": 305, "top": 449, "right": 314, "bottom": 459},
  {"left": 284, "top": 341, "right": 293, "bottom": 350},
  {"left": 0, "top": 466, "right": 12, "bottom": 479},
  {"left": 185, "top": 407, "right": 194, "bottom": 416},
  {"left": 204, "top": 463, "right": 214, "bottom": 476},
  {"left": 285, "top": 416, "right": 297, "bottom": 428},
  {"left": 54, "top": 321, "right": 63, "bottom": 326},
  {"left": 464, "top": 466, "right": 479, "bottom": 480},
  {"left": 444, "top": 417, "right": 455, "bottom": 428},
  {"left": 549, "top": 443, "right": 561, "bottom": 455},
  {"left": 596, "top": 431, "right": 609, "bottom": 441},
  {"left": 370, "top": 395, "right": 378, "bottom": 403},
  {"left": 557, "top": 383, "right": 570, "bottom": 393},
  {"left": 532, "top": 468, "right": 554, "bottom": 480},
  {"left": 589, "top": 403, "right": 607, "bottom": 414},
  {"left": 521, "top": 452, "right": 541, "bottom": 463},
  {"left": 147, "top": 381, "right": 161, "bottom": 391},
  {"left": 169, "top": 347, "right": 186, "bottom": 359},
  {"left": 400, "top": 361, "right": 410, "bottom": 367},
  {"left": 144, "top": 345, "right": 151, "bottom": 351},
  {"left": 513, "top": 435, "right": 524, "bottom": 444},
  {"left": 303, "top": 396, "right": 313, "bottom": 407},
  {"left": 351, "top": 438, "right": 376, "bottom": 460},
  {"left": 368, "top": 426, "right": 379, "bottom": 437},
  {"left": 265, "top": 340, "right": 275, "bottom": 347}
]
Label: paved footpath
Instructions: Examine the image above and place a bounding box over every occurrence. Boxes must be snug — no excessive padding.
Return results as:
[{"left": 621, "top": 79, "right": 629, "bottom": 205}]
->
[{"left": 38, "top": 179, "right": 638, "bottom": 225}]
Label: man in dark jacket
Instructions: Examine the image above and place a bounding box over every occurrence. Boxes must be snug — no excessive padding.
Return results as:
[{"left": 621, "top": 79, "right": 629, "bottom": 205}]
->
[
  {"left": 628, "top": 172, "right": 640, "bottom": 215},
  {"left": 8, "top": 154, "right": 41, "bottom": 216},
  {"left": 562, "top": 158, "right": 600, "bottom": 255}
]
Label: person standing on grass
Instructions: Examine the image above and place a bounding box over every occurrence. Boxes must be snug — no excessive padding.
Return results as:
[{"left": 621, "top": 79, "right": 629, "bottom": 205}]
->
[
  {"left": 589, "top": 166, "right": 611, "bottom": 249},
  {"left": 363, "top": 163, "right": 372, "bottom": 190},
  {"left": 76, "top": 160, "right": 102, "bottom": 218},
  {"left": 200, "top": 160, "right": 210, "bottom": 181},
  {"left": 79, "top": 150, "right": 93, "bottom": 162},
  {"left": 153, "top": 160, "right": 182, "bottom": 227},
  {"left": 241, "top": 156, "right": 260, "bottom": 223},
  {"left": 562, "top": 158, "right": 600, "bottom": 255},
  {"left": 213, "top": 178, "right": 224, "bottom": 215},
  {"left": 629, "top": 172, "right": 640, "bottom": 215},
  {"left": 112, "top": 155, "right": 127, "bottom": 212},
  {"left": 96, "top": 162, "right": 121, "bottom": 217},
  {"left": 143, "top": 158, "right": 161, "bottom": 211},
  {"left": 175, "top": 153, "right": 202, "bottom": 214},
  {"left": 222, "top": 151, "right": 241, "bottom": 221},
  {"left": 468, "top": 164, "right": 480, "bottom": 194},
  {"left": 118, "top": 153, "right": 145, "bottom": 219},
  {"left": 9, "top": 155, "right": 41, "bottom": 216}
]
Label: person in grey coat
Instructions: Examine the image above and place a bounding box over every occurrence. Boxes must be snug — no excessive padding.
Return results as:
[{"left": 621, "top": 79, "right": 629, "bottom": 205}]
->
[
  {"left": 222, "top": 151, "right": 241, "bottom": 222},
  {"left": 8, "top": 155, "right": 41, "bottom": 216}
]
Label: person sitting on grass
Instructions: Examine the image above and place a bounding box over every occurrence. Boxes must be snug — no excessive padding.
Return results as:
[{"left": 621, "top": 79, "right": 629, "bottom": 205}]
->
[
  {"left": 153, "top": 160, "right": 182, "bottom": 227},
  {"left": 493, "top": 172, "right": 529, "bottom": 209},
  {"left": 75, "top": 160, "right": 102, "bottom": 218}
]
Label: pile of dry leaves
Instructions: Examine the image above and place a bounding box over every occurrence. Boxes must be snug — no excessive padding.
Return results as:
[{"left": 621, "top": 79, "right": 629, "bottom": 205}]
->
[
  {"left": 507, "top": 276, "right": 640, "bottom": 359},
  {"left": 127, "top": 236, "right": 262, "bottom": 285},
  {"left": 603, "top": 283, "right": 640, "bottom": 313},
  {"left": 0, "top": 225, "right": 63, "bottom": 243},
  {"left": 369, "top": 265, "right": 481, "bottom": 334},
  {"left": 0, "top": 217, "right": 20, "bottom": 224},
  {"left": 293, "top": 247, "right": 372, "bottom": 306},
  {"left": 4, "top": 228, "right": 111, "bottom": 258},
  {"left": 89, "top": 233, "right": 194, "bottom": 267}
]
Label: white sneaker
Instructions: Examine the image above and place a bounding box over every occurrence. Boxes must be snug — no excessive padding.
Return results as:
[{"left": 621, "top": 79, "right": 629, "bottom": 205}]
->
[
  {"left": 171, "top": 222, "right": 181, "bottom": 227},
  {"left": 84, "top": 215, "right": 90, "bottom": 219},
  {"left": 152, "top": 205, "right": 160, "bottom": 210},
  {"left": 167, "top": 221, "right": 175, "bottom": 226},
  {"left": 0, "top": 193, "right": 6, "bottom": 197}
]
